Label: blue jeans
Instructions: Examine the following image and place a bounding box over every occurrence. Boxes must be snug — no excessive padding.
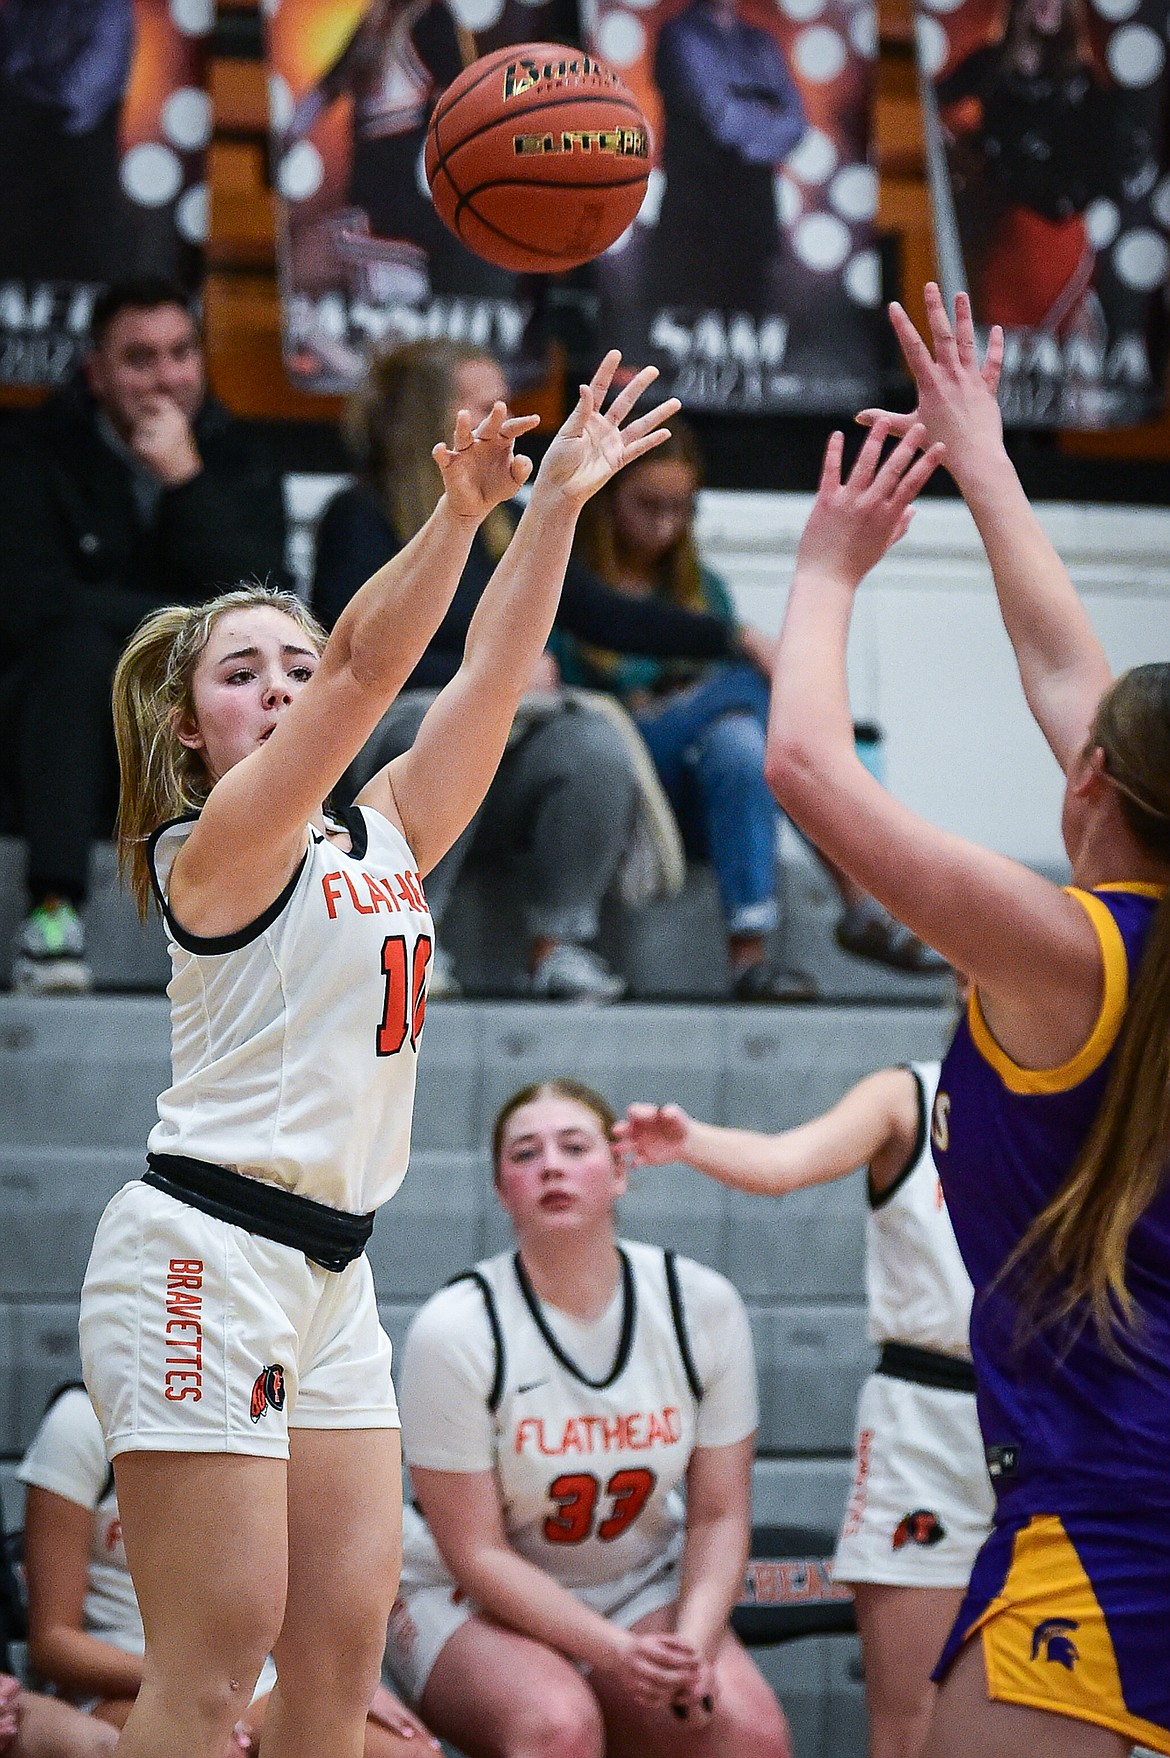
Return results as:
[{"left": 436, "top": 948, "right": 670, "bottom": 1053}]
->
[{"left": 636, "top": 664, "right": 779, "bottom": 936}]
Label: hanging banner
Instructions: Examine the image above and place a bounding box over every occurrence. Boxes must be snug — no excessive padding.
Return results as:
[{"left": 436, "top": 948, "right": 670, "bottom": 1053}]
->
[
  {"left": 266, "top": 0, "right": 562, "bottom": 392},
  {"left": 580, "top": 0, "right": 885, "bottom": 412},
  {"left": 917, "top": 0, "right": 1170, "bottom": 427},
  {"left": 0, "top": 0, "right": 212, "bottom": 388}
]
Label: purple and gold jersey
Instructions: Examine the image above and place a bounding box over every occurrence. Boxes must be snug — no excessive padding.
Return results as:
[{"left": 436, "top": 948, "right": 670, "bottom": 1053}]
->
[{"left": 933, "top": 884, "right": 1169, "bottom": 1520}]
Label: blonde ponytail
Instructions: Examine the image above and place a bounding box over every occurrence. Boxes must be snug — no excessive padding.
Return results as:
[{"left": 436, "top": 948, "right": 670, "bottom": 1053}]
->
[{"left": 112, "top": 586, "right": 326, "bottom": 918}]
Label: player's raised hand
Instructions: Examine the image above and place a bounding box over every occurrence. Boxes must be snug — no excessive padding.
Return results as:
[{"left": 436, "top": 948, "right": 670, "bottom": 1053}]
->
[
  {"left": 433, "top": 399, "right": 540, "bottom": 521},
  {"left": 533, "top": 351, "right": 681, "bottom": 508},
  {"left": 615, "top": 1102, "right": 694, "bottom": 1167},
  {"left": 796, "top": 419, "right": 945, "bottom": 592},
  {"left": 856, "top": 285, "right": 1004, "bottom": 473}
]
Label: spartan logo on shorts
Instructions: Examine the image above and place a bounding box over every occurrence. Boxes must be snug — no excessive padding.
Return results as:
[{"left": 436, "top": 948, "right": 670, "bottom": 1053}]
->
[
  {"left": 892, "top": 1509, "right": 946, "bottom": 1549},
  {"left": 250, "top": 1364, "right": 287, "bottom": 1423},
  {"left": 1031, "top": 1617, "right": 1079, "bottom": 1670}
]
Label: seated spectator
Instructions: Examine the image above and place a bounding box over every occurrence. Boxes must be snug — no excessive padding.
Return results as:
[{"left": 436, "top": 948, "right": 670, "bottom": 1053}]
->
[
  {"left": 0, "top": 276, "right": 288, "bottom": 995},
  {"left": 312, "top": 340, "right": 776, "bottom": 1002},
  {"left": 384, "top": 1077, "right": 791, "bottom": 1758},
  {"left": 564, "top": 420, "right": 948, "bottom": 995},
  {"left": 1, "top": 1474, "right": 115, "bottom": 1758},
  {"left": 19, "top": 1385, "right": 440, "bottom": 1758}
]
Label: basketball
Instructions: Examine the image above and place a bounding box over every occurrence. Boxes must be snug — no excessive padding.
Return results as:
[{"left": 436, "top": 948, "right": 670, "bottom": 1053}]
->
[{"left": 425, "top": 44, "right": 652, "bottom": 275}]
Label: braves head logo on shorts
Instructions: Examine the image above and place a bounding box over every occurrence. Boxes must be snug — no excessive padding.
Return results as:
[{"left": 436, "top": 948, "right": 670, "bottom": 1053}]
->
[
  {"left": 250, "top": 1363, "right": 287, "bottom": 1423},
  {"left": 892, "top": 1509, "right": 946, "bottom": 1549},
  {"left": 1031, "top": 1617, "right": 1079, "bottom": 1670}
]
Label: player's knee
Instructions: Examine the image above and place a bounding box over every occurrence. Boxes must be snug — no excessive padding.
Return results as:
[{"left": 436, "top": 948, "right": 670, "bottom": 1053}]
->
[
  {"left": 278, "top": 1592, "right": 389, "bottom": 1708},
  {"left": 510, "top": 1682, "right": 604, "bottom": 1758},
  {"left": 717, "top": 1676, "right": 791, "bottom": 1758}
]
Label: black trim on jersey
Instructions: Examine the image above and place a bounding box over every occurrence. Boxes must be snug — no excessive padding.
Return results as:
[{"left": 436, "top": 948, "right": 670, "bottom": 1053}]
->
[
  {"left": 144, "top": 1152, "right": 374, "bottom": 1271},
  {"left": 42, "top": 1381, "right": 116, "bottom": 1501},
  {"left": 875, "top": 1340, "right": 976, "bottom": 1395},
  {"left": 867, "top": 1065, "right": 928, "bottom": 1210},
  {"left": 664, "top": 1250, "right": 705, "bottom": 1404},
  {"left": 310, "top": 804, "right": 369, "bottom": 861},
  {"left": 512, "top": 1247, "right": 636, "bottom": 1391},
  {"left": 147, "top": 812, "right": 308, "bottom": 956},
  {"left": 446, "top": 1270, "right": 507, "bottom": 1414}
]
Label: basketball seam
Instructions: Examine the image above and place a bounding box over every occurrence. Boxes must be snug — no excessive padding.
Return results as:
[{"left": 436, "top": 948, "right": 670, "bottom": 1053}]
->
[
  {"left": 452, "top": 184, "right": 643, "bottom": 262},
  {"left": 431, "top": 92, "right": 646, "bottom": 189}
]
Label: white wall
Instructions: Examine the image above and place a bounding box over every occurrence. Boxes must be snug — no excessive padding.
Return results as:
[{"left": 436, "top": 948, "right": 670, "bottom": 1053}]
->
[{"left": 698, "top": 494, "right": 1170, "bottom": 869}]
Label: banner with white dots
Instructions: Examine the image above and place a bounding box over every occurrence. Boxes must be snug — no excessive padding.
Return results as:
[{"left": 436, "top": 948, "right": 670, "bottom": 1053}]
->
[
  {"left": 581, "top": 0, "right": 887, "bottom": 411},
  {"left": 917, "top": 0, "right": 1169, "bottom": 426},
  {"left": 0, "top": 0, "right": 211, "bottom": 388},
  {"left": 264, "top": 0, "right": 566, "bottom": 393}
]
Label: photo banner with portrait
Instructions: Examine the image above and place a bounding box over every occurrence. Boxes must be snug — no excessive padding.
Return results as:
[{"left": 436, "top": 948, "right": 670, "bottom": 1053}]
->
[
  {"left": 265, "top": 0, "right": 565, "bottom": 392},
  {"left": 916, "top": 0, "right": 1170, "bottom": 427},
  {"left": 580, "top": 0, "right": 885, "bottom": 412},
  {"left": 0, "top": 0, "right": 212, "bottom": 388}
]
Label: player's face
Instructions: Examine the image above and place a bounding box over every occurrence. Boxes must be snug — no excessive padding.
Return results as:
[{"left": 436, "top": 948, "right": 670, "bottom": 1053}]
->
[
  {"left": 179, "top": 605, "right": 321, "bottom": 783},
  {"left": 451, "top": 357, "right": 509, "bottom": 434},
  {"left": 85, "top": 304, "right": 205, "bottom": 435},
  {"left": 610, "top": 458, "right": 699, "bottom": 567},
  {"left": 496, "top": 1095, "right": 626, "bottom": 1237}
]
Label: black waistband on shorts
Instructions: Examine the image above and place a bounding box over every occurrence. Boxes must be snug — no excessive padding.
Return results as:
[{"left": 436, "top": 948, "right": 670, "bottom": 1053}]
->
[
  {"left": 143, "top": 1153, "right": 375, "bottom": 1273},
  {"left": 875, "top": 1340, "right": 977, "bottom": 1395}
]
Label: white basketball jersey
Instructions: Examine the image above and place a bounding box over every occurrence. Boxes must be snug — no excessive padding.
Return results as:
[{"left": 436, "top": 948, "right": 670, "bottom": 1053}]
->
[
  {"left": 404, "top": 1242, "right": 717, "bottom": 1604},
  {"left": 866, "top": 1062, "right": 974, "bottom": 1358},
  {"left": 147, "top": 806, "right": 433, "bottom": 1214}
]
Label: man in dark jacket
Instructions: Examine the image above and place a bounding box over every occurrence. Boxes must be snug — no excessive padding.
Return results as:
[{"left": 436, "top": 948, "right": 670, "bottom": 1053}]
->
[{"left": 0, "top": 275, "right": 287, "bottom": 993}]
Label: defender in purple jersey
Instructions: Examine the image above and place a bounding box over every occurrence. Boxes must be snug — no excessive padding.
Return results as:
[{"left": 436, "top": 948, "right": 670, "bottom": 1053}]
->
[{"left": 764, "top": 282, "right": 1170, "bottom": 1757}]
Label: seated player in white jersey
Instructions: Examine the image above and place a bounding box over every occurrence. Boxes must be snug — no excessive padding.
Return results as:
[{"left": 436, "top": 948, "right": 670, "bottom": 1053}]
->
[
  {"left": 19, "top": 1386, "right": 441, "bottom": 1758},
  {"left": 619, "top": 1057, "right": 994, "bottom": 1758},
  {"left": 384, "top": 1078, "right": 791, "bottom": 1758}
]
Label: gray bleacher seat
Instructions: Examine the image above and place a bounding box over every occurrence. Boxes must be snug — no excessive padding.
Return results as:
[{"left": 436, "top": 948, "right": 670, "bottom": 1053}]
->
[
  {"left": 754, "top": 1307, "right": 872, "bottom": 1454},
  {"left": 366, "top": 1152, "right": 482, "bottom": 1300},
  {"left": 0, "top": 839, "right": 169, "bottom": 993},
  {"left": 726, "top": 1174, "right": 866, "bottom": 1304},
  {"left": 0, "top": 1148, "right": 139, "bottom": 1298},
  {"left": 12, "top": 1305, "right": 83, "bottom": 1452},
  {"left": 0, "top": 995, "right": 168, "bottom": 1149}
]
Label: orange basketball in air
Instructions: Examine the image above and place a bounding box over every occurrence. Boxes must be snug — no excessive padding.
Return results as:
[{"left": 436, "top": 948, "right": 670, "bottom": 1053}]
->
[{"left": 425, "top": 43, "right": 652, "bottom": 275}]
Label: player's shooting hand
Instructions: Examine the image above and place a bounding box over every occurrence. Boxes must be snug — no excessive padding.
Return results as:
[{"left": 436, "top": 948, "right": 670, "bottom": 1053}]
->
[
  {"left": 131, "top": 395, "right": 202, "bottom": 486},
  {"left": 856, "top": 285, "right": 1003, "bottom": 478},
  {"left": 796, "top": 420, "right": 944, "bottom": 592},
  {"left": 434, "top": 400, "right": 540, "bottom": 521},
  {"left": 532, "top": 352, "right": 681, "bottom": 510},
  {"left": 614, "top": 1102, "right": 693, "bottom": 1167},
  {"left": 368, "top": 1682, "right": 443, "bottom": 1747}
]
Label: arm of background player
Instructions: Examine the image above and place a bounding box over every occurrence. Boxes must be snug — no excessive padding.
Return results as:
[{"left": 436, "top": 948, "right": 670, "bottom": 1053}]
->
[
  {"left": 673, "top": 1436, "right": 754, "bottom": 1694},
  {"left": 857, "top": 286, "right": 1113, "bottom": 772},
  {"left": 616, "top": 1067, "right": 920, "bottom": 1198},
  {"left": 23, "top": 1488, "right": 144, "bottom": 1704}
]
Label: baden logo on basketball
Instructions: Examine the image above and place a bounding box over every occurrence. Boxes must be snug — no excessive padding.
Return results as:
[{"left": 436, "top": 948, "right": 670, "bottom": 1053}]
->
[{"left": 250, "top": 1364, "right": 287, "bottom": 1423}]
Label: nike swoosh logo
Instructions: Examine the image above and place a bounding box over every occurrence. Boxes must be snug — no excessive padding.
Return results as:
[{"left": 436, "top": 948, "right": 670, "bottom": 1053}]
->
[{"left": 516, "top": 1379, "right": 548, "bottom": 1395}]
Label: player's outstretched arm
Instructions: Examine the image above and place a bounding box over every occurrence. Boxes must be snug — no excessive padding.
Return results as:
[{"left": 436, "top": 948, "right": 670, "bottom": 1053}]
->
[
  {"left": 670, "top": 1437, "right": 755, "bottom": 1723},
  {"left": 369, "top": 352, "right": 679, "bottom": 875},
  {"left": 765, "top": 424, "right": 1104, "bottom": 1073},
  {"left": 171, "top": 402, "right": 534, "bottom": 926},
  {"left": 857, "top": 285, "right": 1111, "bottom": 771},
  {"left": 617, "top": 1068, "right": 920, "bottom": 1198}
]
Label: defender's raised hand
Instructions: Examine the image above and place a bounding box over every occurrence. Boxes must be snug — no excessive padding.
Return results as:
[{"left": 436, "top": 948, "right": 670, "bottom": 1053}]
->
[
  {"left": 533, "top": 350, "right": 681, "bottom": 508},
  {"left": 796, "top": 419, "right": 944, "bottom": 591},
  {"left": 433, "top": 399, "right": 540, "bottom": 522},
  {"left": 856, "top": 285, "right": 1003, "bottom": 476},
  {"left": 615, "top": 1102, "right": 695, "bottom": 1168}
]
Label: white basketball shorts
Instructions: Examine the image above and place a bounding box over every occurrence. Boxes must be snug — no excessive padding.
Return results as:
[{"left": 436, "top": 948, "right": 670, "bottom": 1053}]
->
[
  {"left": 384, "top": 1512, "right": 682, "bottom": 1705},
  {"left": 80, "top": 1179, "right": 397, "bottom": 1460},
  {"left": 832, "top": 1371, "right": 994, "bottom": 1589}
]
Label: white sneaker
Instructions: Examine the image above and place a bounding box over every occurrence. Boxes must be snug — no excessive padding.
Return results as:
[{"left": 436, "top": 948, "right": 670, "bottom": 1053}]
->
[
  {"left": 12, "top": 899, "right": 93, "bottom": 995},
  {"left": 530, "top": 943, "right": 626, "bottom": 1003},
  {"left": 427, "top": 942, "right": 461, "bottom": 1000}
]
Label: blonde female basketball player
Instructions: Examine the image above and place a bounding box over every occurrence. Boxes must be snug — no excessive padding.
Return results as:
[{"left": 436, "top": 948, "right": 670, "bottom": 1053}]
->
[
  {"left": 78, "top": 353, "right": 678, "bottom": 1758},
  {"left": 618, "top": 1057, "right": 994, "bottom": 1758},
  {"left": 384, "top": 1079, "right": 791, "bottom": 1758},
  {"left": 766, "top": 286, "right": 1170, "bottom": 1757}
]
